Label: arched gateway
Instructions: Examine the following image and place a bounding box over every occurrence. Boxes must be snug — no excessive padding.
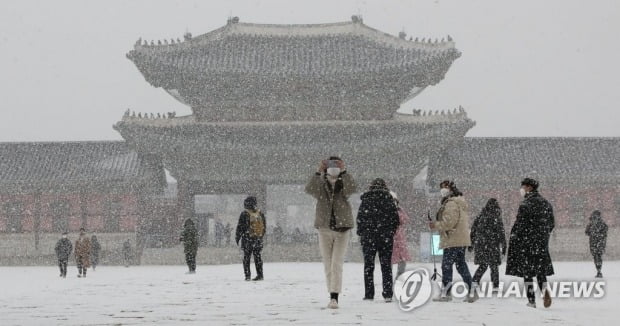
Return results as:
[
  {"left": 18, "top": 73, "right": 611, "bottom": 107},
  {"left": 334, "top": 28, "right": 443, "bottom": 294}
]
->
[{"left": 114, "top": 17, "right": 475, "bottom": 229}]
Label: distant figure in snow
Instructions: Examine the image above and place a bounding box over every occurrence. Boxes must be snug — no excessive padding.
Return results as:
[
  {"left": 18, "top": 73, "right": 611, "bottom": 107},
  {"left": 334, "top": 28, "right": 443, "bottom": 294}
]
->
[
  {"left": 75, "top": 228, "right": 91, "bottom": 278},
  {"left": 90, "top": 234, "right": 101, "bottom": 271},
  {"left": 357, "top": 179, "right": 400, "bottom": 302},
  {"left": 305, "top": 156, "right": 357, "bottom": 309},
  {"left": 224, "top": 223, "right": 233, "bottom": 246},
  {"left": 390, "top": 191, "right": 411, "bottom": 280},
  {"left": 54, "top": 232, "right": 73, "bottom": 278},
  {"left": 122, "top": 239, "right": 133, "bottom": 267},
  {"left": 215, "top": 219, "right": 224, "bottom": 247},
  {"left": 272, "top": 224, "right": 284, "bottom": 244},
  {"left": 470, "top": 198, "right": 506, "bottom": 291},
  {"left": 506, "top": 178, "right": 555, "bottom": 308},
  {"left": 585, "top": 210, "right": 608, "bottom": 278},
  {"left": 180, "top": 219, "right": 198, "bottom": 274},
  {"left": 235, "top": 196, "right": 266, "bottom": 281}
]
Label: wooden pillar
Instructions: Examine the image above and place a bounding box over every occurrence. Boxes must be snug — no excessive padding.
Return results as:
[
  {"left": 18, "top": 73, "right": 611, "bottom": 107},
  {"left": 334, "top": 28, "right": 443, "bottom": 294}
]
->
[
  {"left": 34, "top": 191, "right": 42, "bottom": 250},
  {"left": 135, "top": 187, "right": 147, "bottom": 265},
  {"left": 79, "top": 191, "right": 88, "bottom": 230}
]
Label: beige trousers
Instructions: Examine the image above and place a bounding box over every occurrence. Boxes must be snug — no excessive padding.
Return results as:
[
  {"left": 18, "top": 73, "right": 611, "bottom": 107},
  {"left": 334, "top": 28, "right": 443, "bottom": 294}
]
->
[{"left": 317, "top": 228, "right": 351, "bottom": 294}]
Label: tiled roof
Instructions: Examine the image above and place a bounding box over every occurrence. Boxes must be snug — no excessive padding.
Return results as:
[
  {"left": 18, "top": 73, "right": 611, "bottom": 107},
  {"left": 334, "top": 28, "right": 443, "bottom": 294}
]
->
[
  {"left": 128, "top": 20, "right": 459, "bottom": 81},
  {"left": 427, "top": 137, "right": 620, "bottom": 188},
  {"left": 0, "top": 141, "right": 165, "bottom": 191}
]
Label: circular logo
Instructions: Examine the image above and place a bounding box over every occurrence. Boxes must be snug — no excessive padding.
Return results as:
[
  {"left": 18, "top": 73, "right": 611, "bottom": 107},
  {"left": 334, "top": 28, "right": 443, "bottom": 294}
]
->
[{"left": 394, "top": 268, "right": 433, "bottom": 312}]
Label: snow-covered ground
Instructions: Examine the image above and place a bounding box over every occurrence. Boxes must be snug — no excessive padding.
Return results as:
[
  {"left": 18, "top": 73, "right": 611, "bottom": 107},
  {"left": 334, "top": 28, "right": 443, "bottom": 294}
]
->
[{"left": 0, "top": 261, "right": 616, "bottom": 325}]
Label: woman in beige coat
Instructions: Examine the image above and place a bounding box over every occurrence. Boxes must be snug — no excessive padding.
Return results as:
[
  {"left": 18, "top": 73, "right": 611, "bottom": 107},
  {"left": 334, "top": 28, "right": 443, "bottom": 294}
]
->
[
  {"left": 305, "top": 156, "right": 356, "bottom": 309},
  {"left": 429, "top": 180, "right": 476, "bottom": 302}
]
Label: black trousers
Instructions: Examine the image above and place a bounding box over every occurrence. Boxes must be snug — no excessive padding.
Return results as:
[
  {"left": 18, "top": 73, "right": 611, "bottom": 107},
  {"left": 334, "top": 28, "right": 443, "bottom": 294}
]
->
[
  {"left": 473, "top": 264, "right": 500, "bottom": 288},
  {"left": 242, "top": 238, "right": 263, "bottom": 278},
  {"left": 524, "top": 275, "right": 547, "bottom": 302},
  {"left": 58, "top": 259, "right": 68, "bottom": 276},
  {"left": 442, "top": 247, "right": 472, "bottom": 293},
  {"left": 185, "top": 251, "right": 197, "bottom": 272},
  {"left": 593, "top": 252, "right": 603, "bottom": 271},
  {"left": 361, "top": 236, "right": 394, "bottom": 299}
]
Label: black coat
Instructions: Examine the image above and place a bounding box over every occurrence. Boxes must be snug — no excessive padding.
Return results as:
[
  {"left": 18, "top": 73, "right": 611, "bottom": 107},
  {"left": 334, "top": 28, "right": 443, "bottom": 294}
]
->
[
  {"left": 356, "top": 188, "right": 399, "bottom": 242},
  {"left": 55, "top": 238, "right": 73, "bottom": 261},
  {"left": 506, "top": 191, "right": 555, "bottom": 277},
  {"left": 180, "top": 221, "right": 198, "bottom": 254},
  {"left": 470, "top": 208, "right": 506, "bottom": 265},
  {"left": 235, "top": 210, "right": 266, "bottom": 247},
  {"left": 586, "top": 218, "right": 608, "bottom": 255}
]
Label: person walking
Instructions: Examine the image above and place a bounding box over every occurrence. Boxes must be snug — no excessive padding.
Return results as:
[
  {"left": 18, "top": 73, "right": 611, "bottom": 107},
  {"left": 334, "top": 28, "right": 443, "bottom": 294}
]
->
[
  {"left": 90, "top": 234, "right": 101, "bottom": 271},
  {"left": 585, "top": 210, "right": 608, "bottom": 278},
  {"left": 180, "top": 219, "right": 198, "bottom": 274},
  {"left": 224, "top": 223, "right": 233, "bottom": 246},
  {"left": 429, "top": 180, "right": 477, "bottom": 303},
  {"left": 235, "top": 196, "right": 266, "bottom": 281},
  {"left": 122, "top": 239, "right": 133, "bottom": 267},
  {"left": 74, "top": 228, "right": 91, "bottom": 278},
  {"left": 54, "top": 232, "right": 72, "bottom": 278},
  {"left": 506, "top": 178, "right": 555, "bottom": 308},
  {"left": 470, "top": 198, "right": 506, "bottom": 291},
  {"left": 305, "top": 156, "right": 357, "bottom": 309},
  {"left": 390, "top": 191, "right": 411, "bottom": 280},
  {"left": 357, "top": 179, "right": 400, "bottom": 302}
]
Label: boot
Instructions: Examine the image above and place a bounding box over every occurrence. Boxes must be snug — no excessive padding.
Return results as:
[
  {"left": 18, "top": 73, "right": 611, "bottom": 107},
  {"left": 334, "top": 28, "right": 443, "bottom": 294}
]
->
[{"left": 543, "top": 289, "right": 552, "bottom": 308}]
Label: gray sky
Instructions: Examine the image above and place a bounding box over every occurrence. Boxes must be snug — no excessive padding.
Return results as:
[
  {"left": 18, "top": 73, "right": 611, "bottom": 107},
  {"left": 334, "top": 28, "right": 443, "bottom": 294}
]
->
[{"left": 1, "top": 0, "right": 618, "bottom": 141}]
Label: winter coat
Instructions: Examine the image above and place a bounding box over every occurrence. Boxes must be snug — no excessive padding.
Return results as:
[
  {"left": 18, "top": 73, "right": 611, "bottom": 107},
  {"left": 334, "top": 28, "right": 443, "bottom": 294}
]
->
[
  {"left": 433, "top": 196, "right": 471, "bottom": 249},
  {"left": 470, "top": 207, "right": 507, "bottom": 266},
  {"left": 305, "top": 172, "right": 357, "bottom": 230},
  {"left": 506, "top": 191, "right": 555, "bottom": 277},
  {"left": 55, "top": 238, "right": 73, "bottom": 261},
  {"left": 356, "top": 188, "right": 400, "bottom": 243},
  {"left": 180, "top": 220, "right": 198, "bottom": 254},
  {"left": 74, "top": 237, "right": 91, "bottom": 267},
  {"left": 586, "top": 218, "right": 608, "bottom": 255},
  {"left": 392, "top": 207, "right": 411, "bottom": 264},
  {"left": 235, "top": 209, "right": 267, "bottom": 247}
]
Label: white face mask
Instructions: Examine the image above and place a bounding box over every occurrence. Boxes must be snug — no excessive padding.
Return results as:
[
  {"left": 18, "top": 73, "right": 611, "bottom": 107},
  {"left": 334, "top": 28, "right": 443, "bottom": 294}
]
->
[
  {"left": 440, "top": 188, "right": 450, "bottom": 198},
  {"left": 519, "top": 188, "right": 527, "bottom": 197},
  {"left": 62, "top": 235, "right": 67, "bottom": 239},
  {"left": 326, "top": 167, "right": 341, "bottom": 176}
]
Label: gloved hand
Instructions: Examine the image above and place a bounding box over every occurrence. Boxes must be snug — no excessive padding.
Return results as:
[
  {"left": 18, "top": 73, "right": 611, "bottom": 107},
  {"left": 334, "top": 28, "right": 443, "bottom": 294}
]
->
[
  {"left": 467, "top": 246, "right": 473, "bottom": 253},
  {"left": 501, "top": 247, "right": 507, "bottom": 256}
]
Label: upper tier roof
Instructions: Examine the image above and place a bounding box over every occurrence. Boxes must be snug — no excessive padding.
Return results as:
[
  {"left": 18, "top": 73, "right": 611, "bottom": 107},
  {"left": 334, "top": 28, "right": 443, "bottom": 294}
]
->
[
  {"left": 128, "top": 18, "right": 459, "bottom": 76},
  {"left": 126, "top": 17, "right": 460, "bottom": 117}
]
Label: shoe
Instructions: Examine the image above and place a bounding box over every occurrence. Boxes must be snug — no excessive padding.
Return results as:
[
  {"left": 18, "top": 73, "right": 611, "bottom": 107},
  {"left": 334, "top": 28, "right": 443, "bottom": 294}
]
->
[
  {"left": 252, "top": 276, "right": 264, "bottom": 281},
  {"left": 526, "top": 301, "right": 536, "bottom": 308},
  {"left": 596, "top": 272, "right": 603, "bottom": 278},
  {"left": 245, "top": 276, "right": 251, "bottom": 281},
  {"left": 362, "top": 297, "right": 373, "bottom": 301},
  {"left": 77, "top": 274, "right": 82, "bottom": 278},
  {"left": 384, "top": 297, "right": 393, "bottom": 303},
  {"left": 327, "top": 299, "right": 339, "bottom": 309},
  {"left": 432, "top": 295, "right": 452, "bottom": 302},
  {"left": 465, "top": 289, "right": 479, "bottom": 303},
  {"left": 543, "top": 290, "right": 552, "bottom": 308},
  {"left": 59, "top": 274, "right": 63, "bottom": 277}
]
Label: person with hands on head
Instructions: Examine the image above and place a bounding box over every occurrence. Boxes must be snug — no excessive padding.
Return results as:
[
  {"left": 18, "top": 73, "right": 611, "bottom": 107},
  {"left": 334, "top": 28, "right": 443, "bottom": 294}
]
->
[{"left": 305, "top": 156, "right": 357, "bottom": 309}]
